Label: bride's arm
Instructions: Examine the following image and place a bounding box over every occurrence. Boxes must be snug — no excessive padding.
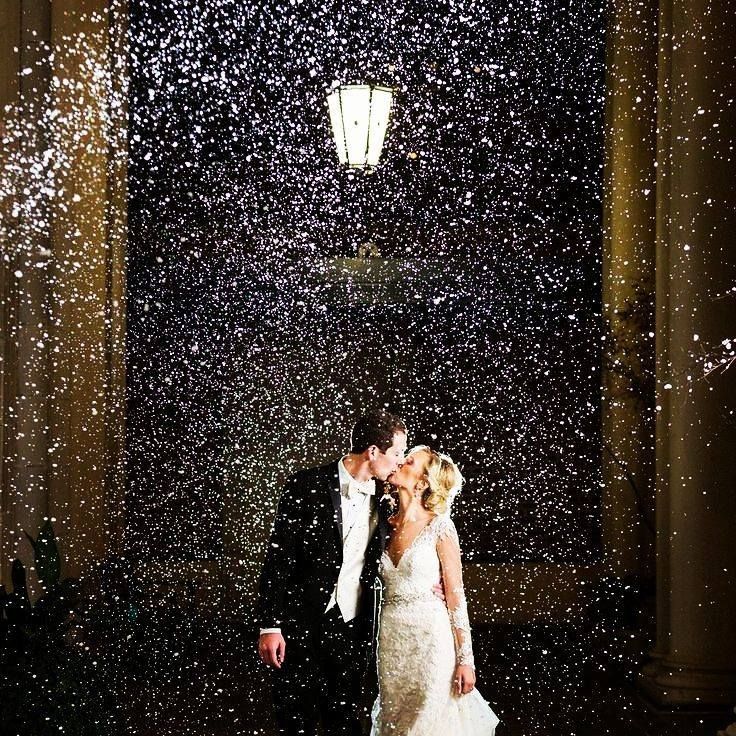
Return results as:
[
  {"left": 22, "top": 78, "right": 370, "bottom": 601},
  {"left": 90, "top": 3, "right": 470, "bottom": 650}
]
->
[{"left": 436, "top": 518, "right": 475, "bottom": 671}]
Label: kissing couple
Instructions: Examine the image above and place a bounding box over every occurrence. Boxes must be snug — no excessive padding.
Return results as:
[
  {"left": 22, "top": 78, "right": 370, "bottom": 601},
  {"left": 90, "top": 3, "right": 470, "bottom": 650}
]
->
[{"left": 256, "top": 410, "right": 500, "bottom": 735}]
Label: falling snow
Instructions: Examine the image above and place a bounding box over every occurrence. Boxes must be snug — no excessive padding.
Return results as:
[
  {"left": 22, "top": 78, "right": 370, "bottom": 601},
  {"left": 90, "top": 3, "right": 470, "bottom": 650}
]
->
[{"left": 3, "top": 0, "right": 732, "bottom": 734}]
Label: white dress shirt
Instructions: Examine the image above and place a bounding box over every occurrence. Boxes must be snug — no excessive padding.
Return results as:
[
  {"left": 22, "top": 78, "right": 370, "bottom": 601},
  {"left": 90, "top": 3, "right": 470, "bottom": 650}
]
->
[{"left": 259, "top": 458, "right": 377, "bottom": 635}]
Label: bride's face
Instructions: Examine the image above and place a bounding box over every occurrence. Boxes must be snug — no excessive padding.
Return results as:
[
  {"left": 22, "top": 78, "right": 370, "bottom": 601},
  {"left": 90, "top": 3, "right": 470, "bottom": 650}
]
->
[{"left": 390, "top": 449, "right": 431, "bottom": 491}]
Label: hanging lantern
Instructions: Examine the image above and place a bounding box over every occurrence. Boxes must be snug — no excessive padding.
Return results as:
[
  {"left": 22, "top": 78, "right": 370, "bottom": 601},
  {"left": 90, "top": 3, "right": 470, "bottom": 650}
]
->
[{"left": 327, "top": 84, "right": 394, "bottom": 172}]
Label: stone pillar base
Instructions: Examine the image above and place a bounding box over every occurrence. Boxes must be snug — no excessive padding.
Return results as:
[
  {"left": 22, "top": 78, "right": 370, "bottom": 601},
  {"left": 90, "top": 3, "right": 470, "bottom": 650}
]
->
[{"left": 639, "top": 661, "right": 736, "bottom": 707}]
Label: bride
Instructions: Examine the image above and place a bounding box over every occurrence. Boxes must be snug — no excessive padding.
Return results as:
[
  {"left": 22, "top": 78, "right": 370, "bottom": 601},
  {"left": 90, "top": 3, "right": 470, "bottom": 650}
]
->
[{"left": 371, "top": 446, "right": 500, "bottom": 735}]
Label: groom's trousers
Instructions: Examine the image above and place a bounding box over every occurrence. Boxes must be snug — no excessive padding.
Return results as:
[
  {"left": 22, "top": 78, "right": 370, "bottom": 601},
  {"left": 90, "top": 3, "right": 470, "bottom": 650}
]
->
[{"left": 270, "top": 605, "right": 370, "bottom": 736}]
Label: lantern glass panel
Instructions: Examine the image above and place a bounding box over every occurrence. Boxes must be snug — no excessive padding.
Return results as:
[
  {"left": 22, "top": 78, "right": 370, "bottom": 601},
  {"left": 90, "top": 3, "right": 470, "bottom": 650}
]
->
[
  {"left": 327, "top": 90, "right": 347, "bottom": 164},
  {"left": 366, "top": 86, "right": 393, "bottom": 168},
  {"left": 339, "top": 85, "right": 372, "bottom": 167}
]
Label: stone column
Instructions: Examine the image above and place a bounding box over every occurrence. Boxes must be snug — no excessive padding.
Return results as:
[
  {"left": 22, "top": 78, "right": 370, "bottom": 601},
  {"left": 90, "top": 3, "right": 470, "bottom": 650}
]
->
[
  {"left": 600, "top": 0, "right": 658, "bottom": 579},
  {"left": 1, "top": 1, "right": 127, "bottom": 588},
  {"left": 639, "top": 0, "right": 736, "bottom": 707},
  {"left": 0, "top": 1, "right": 54, "bottom": 596},
  {"left": 47, "top": 0, "right": 127, "bottom": 577},
  {"left": 648, "top": 0, "right": 674, "bottom": 667}
]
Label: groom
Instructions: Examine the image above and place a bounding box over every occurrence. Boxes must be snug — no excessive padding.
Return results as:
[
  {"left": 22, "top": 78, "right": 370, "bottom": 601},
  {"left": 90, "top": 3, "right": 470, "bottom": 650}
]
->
[{"left": 256, "top": 411, "right": 412, "bottom": 735}]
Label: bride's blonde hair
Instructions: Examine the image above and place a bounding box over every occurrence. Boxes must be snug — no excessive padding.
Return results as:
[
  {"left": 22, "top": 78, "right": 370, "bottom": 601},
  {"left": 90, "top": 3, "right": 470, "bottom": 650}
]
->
[{"left": 411, "top": 446, "right": 464, "bottom": 515}]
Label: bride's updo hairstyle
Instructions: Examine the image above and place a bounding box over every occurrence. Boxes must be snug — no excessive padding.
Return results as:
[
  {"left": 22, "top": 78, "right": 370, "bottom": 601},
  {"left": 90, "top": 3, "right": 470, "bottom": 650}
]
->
[{"left": 412, "top": 445, "right": 464, "bottom": 515}]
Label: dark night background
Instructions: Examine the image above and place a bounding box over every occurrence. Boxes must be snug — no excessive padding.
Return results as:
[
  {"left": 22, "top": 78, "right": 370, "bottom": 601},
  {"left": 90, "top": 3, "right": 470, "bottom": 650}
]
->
[{"left": 125, "top": 0, "right": 606, "bottom": 569}]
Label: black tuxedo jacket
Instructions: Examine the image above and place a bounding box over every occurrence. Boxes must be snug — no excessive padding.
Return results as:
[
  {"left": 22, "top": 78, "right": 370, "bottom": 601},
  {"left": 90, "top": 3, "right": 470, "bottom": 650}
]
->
[{"left": 255, "top": 460, "right": 392, "bottom": 648}]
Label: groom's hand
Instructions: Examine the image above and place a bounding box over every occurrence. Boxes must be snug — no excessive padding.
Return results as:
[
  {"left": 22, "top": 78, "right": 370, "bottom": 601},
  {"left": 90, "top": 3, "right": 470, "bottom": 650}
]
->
[
  {"left": 259, "top": 632, "right": 286, "bottom": 669},
  {"left": 432, "top": 580, "right": 446, "bottom": 602}
]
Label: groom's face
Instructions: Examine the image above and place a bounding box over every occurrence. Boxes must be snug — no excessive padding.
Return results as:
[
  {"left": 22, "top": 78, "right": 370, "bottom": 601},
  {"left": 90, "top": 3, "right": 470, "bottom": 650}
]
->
[{"left": 369, "top": 431, "right": 408, "bottom": 482}]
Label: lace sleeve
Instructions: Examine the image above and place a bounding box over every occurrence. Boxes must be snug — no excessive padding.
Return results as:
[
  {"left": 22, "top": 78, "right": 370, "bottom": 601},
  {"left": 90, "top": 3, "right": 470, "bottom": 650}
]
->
[{"left": 435, "top": 515, "right": 475, "bottom": 669}]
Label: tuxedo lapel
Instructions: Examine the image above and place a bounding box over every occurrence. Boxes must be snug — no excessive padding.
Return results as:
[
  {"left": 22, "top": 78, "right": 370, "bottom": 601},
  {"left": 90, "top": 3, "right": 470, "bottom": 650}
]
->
[
  {"left": 378, "top": 513, "right": 390, "bottom": 553},
  {"left": 371, "top": 492, "right": 392, "bottom": 554},
  {"left": 326, "top": 461, "right": 343, "bottom": 550}
]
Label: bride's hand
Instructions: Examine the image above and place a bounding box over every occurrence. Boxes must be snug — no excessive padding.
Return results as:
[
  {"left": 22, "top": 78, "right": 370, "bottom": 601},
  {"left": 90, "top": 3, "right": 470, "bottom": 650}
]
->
[{"left": 453, "top": 664, "right": 476, "bottom": 696}]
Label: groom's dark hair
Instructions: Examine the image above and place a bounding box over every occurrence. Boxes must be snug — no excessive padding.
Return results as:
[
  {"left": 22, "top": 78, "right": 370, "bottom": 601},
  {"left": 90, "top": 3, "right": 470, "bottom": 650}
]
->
[{"left": 351, "top": 410, "right": 407, "bottom": 454}]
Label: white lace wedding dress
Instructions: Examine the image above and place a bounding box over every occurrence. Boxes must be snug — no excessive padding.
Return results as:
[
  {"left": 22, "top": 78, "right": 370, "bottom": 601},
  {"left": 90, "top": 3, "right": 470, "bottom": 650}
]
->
[{"left": 370, "top": 514, "right": 500, "bottom": 735}]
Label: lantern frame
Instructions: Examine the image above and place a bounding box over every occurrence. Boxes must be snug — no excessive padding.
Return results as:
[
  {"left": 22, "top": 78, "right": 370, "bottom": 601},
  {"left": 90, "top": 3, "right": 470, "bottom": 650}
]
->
[{"left": 327, "top": 83, "right": 396, "bottom": 173}]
